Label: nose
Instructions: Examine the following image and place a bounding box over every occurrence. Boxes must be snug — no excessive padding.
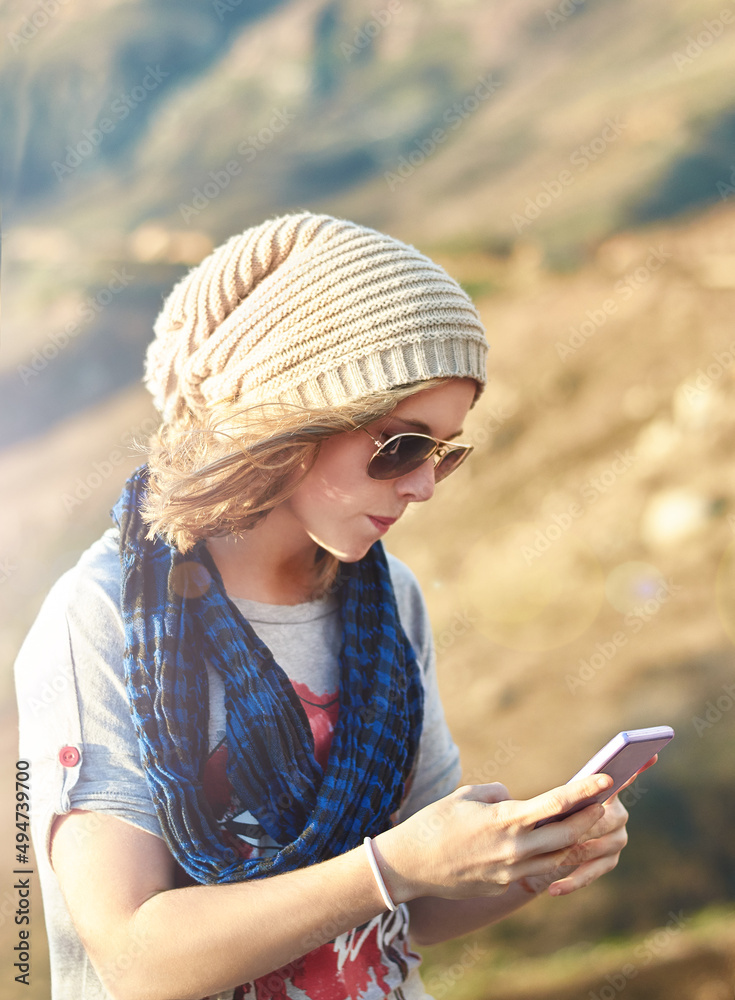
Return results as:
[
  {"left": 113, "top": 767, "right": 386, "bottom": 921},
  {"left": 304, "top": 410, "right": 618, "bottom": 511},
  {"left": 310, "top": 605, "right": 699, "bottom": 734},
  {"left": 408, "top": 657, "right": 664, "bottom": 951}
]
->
[{"left": 395, "top": 457, "right": 436, "bottom": 503}]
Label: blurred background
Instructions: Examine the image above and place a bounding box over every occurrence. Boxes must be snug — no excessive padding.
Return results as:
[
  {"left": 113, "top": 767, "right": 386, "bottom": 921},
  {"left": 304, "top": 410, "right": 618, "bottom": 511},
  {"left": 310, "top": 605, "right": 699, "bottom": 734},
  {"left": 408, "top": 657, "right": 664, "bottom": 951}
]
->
[{"left": 2, "top": 0, "right": 735, "bottom": 996}]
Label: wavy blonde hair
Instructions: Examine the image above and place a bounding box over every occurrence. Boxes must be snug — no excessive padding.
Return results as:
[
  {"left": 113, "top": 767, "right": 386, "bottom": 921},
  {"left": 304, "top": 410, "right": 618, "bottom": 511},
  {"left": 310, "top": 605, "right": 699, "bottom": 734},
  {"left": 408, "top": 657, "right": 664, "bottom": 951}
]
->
[{"left": 143, "top": 379, "right": 447, "bottom": 597}]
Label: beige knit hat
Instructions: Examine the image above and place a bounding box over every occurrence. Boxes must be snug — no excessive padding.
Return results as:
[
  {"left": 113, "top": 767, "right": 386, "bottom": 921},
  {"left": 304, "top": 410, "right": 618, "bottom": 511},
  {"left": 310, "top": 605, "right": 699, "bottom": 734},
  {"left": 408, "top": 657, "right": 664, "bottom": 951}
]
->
[{"left": 145, "top": 212, "right": 488, "bottom": 421}]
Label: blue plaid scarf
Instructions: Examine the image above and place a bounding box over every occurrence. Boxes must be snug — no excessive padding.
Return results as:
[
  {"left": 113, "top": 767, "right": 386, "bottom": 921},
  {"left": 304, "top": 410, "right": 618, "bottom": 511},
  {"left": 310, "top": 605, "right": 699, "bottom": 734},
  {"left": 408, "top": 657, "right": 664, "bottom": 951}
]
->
[{"left": 112, "top": 466, "right": 424, "bottom": 884}]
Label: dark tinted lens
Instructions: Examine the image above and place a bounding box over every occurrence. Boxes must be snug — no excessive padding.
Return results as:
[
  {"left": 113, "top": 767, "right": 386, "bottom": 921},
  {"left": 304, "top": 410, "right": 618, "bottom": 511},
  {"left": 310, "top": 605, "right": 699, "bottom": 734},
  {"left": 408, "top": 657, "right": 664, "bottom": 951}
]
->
[
  {"left": 434, "top": 447, "right": 470, "bottom": 482},
  {"left": 368, "top": 435, "right": 437, "bottom": 480}
]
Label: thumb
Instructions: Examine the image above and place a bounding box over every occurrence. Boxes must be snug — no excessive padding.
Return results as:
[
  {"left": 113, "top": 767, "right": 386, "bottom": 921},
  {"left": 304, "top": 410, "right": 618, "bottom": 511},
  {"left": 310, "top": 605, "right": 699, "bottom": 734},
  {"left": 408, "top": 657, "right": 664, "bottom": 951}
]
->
[{"left": 463, "top": 782, "right": 512, "bottom": 804}]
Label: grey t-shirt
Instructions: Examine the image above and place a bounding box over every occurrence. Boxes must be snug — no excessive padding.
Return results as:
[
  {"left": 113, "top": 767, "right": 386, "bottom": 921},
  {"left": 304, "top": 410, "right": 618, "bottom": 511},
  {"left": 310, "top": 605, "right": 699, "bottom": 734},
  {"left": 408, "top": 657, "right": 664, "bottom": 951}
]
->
[{"left": 15, "top": 528, "right": 461, "bottom": 1000}]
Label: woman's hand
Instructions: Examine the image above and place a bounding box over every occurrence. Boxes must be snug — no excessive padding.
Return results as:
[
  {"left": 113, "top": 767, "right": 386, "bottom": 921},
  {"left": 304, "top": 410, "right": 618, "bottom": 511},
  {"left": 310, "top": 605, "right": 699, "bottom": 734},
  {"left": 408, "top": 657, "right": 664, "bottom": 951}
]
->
[
  {"left": 374, "top": 773, "right": 615, "bottom": 903},
  {"left": 530, "top": 792, "right": 630, "bottom": 897},
  {"left": 538, "top": 758, "right": 656, "bottom": 897}
]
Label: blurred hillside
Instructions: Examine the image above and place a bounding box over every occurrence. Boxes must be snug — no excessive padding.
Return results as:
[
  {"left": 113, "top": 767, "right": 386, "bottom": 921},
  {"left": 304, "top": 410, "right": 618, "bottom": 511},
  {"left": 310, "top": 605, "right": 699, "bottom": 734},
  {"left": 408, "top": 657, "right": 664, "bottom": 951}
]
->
[
  {"left": 4, "top": 205, "right": 735, "bottom": 998},
  {"left": 1, "top": 0, "right": 285, "bottom": 206},
  {"left": 3, "top": 1, "right": 735, "bottom": 998},
  {"left": 6, "top": 0, "right": 735, "bottom": 444},
  {"left": 6, "top": 0, "right": 735, "bottom": 247},
  {"left": 6, "top": 0, "right": 735, "bottom": 447}
]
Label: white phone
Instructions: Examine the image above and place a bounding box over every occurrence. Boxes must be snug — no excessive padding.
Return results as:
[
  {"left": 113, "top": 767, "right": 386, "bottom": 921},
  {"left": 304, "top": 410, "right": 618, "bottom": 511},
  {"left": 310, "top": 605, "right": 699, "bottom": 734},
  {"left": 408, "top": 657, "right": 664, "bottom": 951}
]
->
[{"left": 536, "top": 726, "right": 674, "bottom": 827}]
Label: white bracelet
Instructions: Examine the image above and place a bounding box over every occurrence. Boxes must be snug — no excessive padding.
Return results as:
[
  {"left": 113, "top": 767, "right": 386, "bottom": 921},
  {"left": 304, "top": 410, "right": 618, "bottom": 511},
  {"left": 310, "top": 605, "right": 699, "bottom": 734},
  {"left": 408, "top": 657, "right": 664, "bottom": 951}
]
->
[{"left": 363, "top": 837, "right": 397, "bottom": 912}]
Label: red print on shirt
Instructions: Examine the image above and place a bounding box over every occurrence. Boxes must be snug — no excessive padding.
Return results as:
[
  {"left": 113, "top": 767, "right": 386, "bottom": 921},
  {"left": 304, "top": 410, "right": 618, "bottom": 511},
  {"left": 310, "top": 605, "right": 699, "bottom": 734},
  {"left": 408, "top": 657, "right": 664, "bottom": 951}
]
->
[
  {"left": 234, "top": 910, "right": 419, "bottom": 1000},
  {"left": 290, "top": 679, "right": 339, "bottom": 770},
  {"left": 195, "top": 683, "right": 419, "bottom": 1000}
]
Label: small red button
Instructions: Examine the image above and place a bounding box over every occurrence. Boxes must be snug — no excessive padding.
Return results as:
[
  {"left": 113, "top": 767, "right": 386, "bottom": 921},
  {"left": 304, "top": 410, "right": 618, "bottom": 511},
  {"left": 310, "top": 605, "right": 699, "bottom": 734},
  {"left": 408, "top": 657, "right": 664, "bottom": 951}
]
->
[{"left": 59, "top": 746, "right": 80, "bottom": 767}]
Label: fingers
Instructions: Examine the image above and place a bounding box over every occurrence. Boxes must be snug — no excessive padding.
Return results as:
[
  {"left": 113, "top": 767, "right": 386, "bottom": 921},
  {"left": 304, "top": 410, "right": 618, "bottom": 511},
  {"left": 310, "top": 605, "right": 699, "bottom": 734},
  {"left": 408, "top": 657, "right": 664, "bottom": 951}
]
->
[
  {"left": 409, "top": 775, "right": 626, "bottom": 901},
  {"left": 547, "top": 843, "right": 624, "bottom": 895},
  {"left": 637, "top": 753, "right": 658, "bottom": 774},
  {"left": 546, "top": 817, "right": 629, "bottom": 896},
  {"left": 525, "top": 801, "right": 605, "bottom": 864},
  {"left": 526, "top": 774, "right": 613, "bottom": 828},
  {"left": 569, "top": 818, "right": 629, "bottom": 866},
  {"left": 514, "top": 781, "right": 628, "bottom": 893},
  {"left": 580, "top": 795, "right": 629, "bottom": 841}
]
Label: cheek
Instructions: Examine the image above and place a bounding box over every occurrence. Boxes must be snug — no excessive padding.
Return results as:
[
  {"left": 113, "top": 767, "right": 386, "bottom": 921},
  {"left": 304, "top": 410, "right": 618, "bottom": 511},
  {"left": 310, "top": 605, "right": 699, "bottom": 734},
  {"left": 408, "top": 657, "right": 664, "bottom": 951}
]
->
[
  {"left": 309, "top": 438, "right": 369, "bottom": 497},
  {"left": 292, "top": 444, "right": 367, "bottom": 514}
]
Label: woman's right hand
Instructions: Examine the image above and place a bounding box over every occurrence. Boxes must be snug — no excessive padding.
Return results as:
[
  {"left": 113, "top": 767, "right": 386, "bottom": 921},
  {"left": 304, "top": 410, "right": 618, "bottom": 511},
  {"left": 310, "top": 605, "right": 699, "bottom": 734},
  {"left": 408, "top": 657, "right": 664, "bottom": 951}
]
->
[{"left": 374, "top": 774, "right": 613, "bottom": 902}]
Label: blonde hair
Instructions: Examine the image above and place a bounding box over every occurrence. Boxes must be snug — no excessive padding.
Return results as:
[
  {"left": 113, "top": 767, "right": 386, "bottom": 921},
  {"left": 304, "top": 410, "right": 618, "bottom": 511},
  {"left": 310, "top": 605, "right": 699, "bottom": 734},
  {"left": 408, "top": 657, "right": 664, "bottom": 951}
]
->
[{"left": 143, "top": 379, "right": 448, "bottom": 597}]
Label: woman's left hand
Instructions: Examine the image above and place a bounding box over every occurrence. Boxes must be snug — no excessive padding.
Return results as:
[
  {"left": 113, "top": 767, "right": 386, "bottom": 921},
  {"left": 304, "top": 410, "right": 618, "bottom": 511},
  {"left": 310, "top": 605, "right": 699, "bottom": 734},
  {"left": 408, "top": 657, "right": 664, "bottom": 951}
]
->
[
  {"left": 544, "top": 793, "right": 629, "bottom": 896},
  {"left": 520, "top": 755, "right": 658, "bottom": 898}
]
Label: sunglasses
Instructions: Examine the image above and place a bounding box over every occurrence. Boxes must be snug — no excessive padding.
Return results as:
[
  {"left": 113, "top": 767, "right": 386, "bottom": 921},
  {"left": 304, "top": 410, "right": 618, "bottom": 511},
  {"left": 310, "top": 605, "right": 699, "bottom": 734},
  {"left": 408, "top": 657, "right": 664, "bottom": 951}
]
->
[{"left": 363, "top": 429, "right": 473, "bottom": 482}]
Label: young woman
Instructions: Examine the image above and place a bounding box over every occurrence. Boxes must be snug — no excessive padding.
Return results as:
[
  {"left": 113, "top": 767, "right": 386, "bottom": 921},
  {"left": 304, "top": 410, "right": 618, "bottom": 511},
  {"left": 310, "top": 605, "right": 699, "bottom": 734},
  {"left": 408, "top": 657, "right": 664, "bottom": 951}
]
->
[{"left": 16, "top": 213, "right": 630, "bottom": 1000}]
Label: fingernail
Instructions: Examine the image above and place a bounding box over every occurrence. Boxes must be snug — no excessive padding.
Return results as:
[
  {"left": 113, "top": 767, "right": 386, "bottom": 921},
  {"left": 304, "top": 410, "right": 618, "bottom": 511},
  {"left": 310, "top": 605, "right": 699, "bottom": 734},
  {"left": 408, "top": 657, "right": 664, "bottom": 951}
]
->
[{"left": 596, "top": 776, "right": 611, "bottom": 789}]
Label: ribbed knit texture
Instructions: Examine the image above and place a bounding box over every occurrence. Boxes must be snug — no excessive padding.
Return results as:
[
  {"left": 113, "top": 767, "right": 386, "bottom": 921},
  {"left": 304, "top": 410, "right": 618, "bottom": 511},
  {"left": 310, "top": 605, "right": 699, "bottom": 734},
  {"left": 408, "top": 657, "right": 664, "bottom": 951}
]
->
[{"left": 145, "top": 212, "right": 488, "bottom": 420}]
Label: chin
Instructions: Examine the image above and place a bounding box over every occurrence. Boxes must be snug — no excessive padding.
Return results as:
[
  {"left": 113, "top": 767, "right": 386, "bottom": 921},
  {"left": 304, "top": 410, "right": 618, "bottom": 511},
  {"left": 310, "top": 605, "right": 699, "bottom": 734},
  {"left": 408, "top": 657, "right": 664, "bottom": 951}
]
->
[
  {"left": 314, "top": 537, "right": 374, "bottom": 564},
  {"left": 339, "top": 550, "right": 372, "bottom": 564},
  {"left": 329, "top": 547, "right": 372, "bottom": 564}
]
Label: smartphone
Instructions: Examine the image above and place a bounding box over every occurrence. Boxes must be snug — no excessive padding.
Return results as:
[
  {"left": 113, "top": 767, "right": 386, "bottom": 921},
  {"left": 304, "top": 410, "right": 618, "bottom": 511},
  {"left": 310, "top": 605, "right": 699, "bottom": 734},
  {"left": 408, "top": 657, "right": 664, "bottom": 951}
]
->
[{"left": 536, "top": 726, "right": 674, "bottom": 827}]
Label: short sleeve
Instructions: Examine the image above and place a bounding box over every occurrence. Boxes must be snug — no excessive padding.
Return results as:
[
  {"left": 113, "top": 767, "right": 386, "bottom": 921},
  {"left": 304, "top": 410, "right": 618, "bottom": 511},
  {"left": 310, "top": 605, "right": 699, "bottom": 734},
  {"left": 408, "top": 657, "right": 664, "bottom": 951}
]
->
[
  {"left": 14, "top": 528, "right": 163, "bottom": 865},
  {"left": 386, "top": 554, "right": 462, "bottom": 821}
]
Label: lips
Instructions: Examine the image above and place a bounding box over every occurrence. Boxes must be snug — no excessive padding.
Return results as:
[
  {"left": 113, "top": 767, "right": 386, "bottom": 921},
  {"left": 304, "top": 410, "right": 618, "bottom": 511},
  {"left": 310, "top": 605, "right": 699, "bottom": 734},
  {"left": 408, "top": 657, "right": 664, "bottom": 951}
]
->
[{"left": 368, "top": 515, "right": 398, "bottom": 531}]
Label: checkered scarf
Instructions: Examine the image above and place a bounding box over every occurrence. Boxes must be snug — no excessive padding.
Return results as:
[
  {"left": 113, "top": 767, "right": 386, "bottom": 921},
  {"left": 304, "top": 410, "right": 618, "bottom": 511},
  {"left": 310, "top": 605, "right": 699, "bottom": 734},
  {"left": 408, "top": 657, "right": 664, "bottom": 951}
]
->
[{"left": 112, "top": 466, "right": 424, "bottom": 884}]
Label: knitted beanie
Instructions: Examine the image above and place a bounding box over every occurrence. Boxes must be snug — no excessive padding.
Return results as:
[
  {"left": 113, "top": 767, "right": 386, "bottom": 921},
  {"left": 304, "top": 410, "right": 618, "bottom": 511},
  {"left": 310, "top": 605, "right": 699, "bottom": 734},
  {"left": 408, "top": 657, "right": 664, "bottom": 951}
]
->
[{"left": 145, "top": 212, "right": 488, "bottom": 422}]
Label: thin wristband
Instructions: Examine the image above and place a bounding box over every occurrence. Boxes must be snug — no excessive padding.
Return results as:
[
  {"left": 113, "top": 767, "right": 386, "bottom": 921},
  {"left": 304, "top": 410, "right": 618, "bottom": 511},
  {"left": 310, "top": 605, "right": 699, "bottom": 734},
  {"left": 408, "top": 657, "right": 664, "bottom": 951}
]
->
[{"left": 363, "top": 837, "right": 397, "bottom": 912}]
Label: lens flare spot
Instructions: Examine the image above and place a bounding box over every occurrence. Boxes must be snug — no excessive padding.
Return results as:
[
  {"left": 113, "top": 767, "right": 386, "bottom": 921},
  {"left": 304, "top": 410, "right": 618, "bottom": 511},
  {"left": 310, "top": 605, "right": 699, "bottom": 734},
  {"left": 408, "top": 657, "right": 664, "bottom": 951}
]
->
[
  {"left": 171, "top": 561, "right": 212, "bottom": 599},
  {"left": 605, "top": 561, "right": 665, "bottom": 615}
]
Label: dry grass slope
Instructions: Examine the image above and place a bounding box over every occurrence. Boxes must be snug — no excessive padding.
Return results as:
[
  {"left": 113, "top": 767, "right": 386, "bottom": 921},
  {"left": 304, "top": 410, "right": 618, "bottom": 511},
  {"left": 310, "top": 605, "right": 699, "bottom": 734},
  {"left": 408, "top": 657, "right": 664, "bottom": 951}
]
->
[{"left": 4, "top": 201, "right": 735, "bottom": 998}]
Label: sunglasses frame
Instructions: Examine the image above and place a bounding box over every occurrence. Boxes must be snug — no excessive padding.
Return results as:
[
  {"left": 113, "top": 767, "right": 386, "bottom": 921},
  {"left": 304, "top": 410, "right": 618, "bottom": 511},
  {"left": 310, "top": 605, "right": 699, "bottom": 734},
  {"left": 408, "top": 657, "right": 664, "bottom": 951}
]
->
[{"left": 362, "top": 429, "right": 473, "bottom": 482}]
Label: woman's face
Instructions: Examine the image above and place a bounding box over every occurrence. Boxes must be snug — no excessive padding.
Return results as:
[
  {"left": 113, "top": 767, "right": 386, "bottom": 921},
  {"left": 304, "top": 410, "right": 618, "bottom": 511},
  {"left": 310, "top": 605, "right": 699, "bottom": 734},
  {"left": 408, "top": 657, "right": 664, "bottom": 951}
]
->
[{"left": 284, "top": 378, "right": 477, "bottom": 562}]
